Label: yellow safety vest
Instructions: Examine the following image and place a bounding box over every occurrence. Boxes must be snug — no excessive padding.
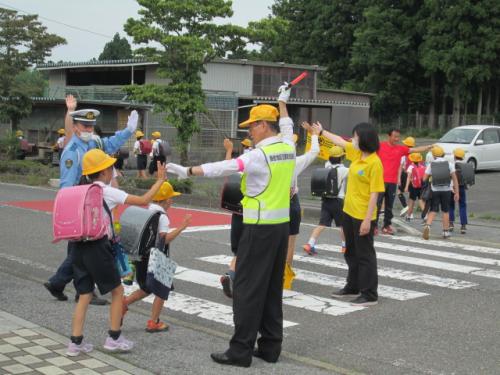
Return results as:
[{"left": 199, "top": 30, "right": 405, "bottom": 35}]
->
[{"left": 241, "top": 141, "right": 295, "bottom": 224}]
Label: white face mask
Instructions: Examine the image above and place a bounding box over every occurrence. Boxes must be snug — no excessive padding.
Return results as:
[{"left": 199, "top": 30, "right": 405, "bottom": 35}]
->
[{"left": 78, "top": 131, "right": 93, "bottom": 143}]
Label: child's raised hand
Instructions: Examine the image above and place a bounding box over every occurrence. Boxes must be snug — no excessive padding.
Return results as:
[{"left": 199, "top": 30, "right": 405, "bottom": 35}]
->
[{"left": 157, "top": 162, "right": 166, "bottom": 180}]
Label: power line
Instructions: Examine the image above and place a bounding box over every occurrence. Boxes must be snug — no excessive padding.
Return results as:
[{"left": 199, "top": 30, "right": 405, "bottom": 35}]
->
[{"left": 0, "top": 1, "right": 114, "bottom": 39}]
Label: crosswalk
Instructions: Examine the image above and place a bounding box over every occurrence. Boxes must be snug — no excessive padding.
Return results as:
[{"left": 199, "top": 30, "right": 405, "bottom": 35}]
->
[{"left": 123, "top": 231, "right": 500, "bottom": 330}]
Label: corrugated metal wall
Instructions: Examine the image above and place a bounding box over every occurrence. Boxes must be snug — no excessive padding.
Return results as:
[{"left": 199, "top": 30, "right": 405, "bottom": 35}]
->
[{"left": 201, "top": 63, "right": 253, "bottom": 95}]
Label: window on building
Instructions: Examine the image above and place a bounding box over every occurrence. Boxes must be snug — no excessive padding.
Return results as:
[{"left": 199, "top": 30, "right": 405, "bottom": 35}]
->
[
  {"left": 66, "top": 67, "right": 145, "bottom": 86},
  {"left": 252, "top": 66, "right": 314, "bottom": 99}
]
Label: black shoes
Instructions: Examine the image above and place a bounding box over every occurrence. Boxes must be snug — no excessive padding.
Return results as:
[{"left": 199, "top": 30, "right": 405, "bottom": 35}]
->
[
  {"left": 75, "top": 292, "right": 108, "bottom": 305},
  {"left": 210, "top": 352, "right": 251, "bottom": 368},
  {"left": 44, "top": 282, "right": 68, "bottom": 301},
  {"left": 331, "top": 287, "right": 360, "bottom": 299},
  {"left": 350, "top": 295, "right": 378, "bottom": 306},
  {"left": 253, "top": 350, "right": 279, "bottom": 363},
  {"left": 220, "top": 274, "right": 233, "bottom": 298}
]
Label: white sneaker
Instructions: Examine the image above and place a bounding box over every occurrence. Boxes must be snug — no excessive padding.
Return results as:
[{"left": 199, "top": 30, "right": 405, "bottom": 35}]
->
[{"left": 400, "top": 206, "right": 409, "bottom": 217}]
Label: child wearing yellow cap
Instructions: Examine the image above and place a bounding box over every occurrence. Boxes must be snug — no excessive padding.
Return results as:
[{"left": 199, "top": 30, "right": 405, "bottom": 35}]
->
[
  {"left": 422, "top": 146, "right": 459, "bottom": 240},
  {"left": 404, "top": 153, "right": 426, "bottom": 221},
  {"left": 66, "top": 149, "right": 166, "bottom": 356},
  {"left": 123, "top": 182, "right": 191, "bottom": 332},
  {"left": 449, "top": 148, "right": 469, "bottom": 234}
]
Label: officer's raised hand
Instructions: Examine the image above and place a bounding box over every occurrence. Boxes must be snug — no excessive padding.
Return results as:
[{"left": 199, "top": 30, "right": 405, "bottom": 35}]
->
[
  {"left": 127, "top": 110, "right": 139, "bottom": 133},
  {"left": 166, "top": 163, "right": 188, "bottom": 179},
  {"left": 277, "top": 82, "right": 291, "bottom": 103},
  {"left": 66, "top": 95, "right": 77, "bottom": 111}
]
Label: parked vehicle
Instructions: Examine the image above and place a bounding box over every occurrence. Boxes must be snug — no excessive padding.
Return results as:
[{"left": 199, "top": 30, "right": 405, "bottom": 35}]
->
[{"left": 436, "top": 125, "right": 500, "bottom": 170}]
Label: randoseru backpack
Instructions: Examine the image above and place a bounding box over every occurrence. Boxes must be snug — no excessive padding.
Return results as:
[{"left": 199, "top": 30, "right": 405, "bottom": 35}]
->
[
  {"left": 411, "top": 164, "right": 426, "bottom": 188},
  {"left": 52, "top": 184, "right": 108, "bottom": 243},
  {"left": 139, "top": 139, "right": 152, "bottom": 155},
  {"left": 430, "top": 161, "right": 451, "bottom": 186}
]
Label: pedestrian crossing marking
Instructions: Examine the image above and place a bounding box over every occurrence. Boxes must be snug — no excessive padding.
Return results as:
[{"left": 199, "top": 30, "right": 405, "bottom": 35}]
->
[
  {"left": 315, "top": 244, "right": 500, "bottom": 280},
  {"left": 174, "top": 266, "right": 366, "bottom": 316},
  {"left": 395, "top": 235, "right": 500, "bottom": 256},
  {"left": 292, "top": 254, "right": 477, "bottom": 289},
  {"left": 374, "top": 241, "right": 500, "bottom": 267},
  {"left": 122, "top": 284, "right": 298, "bottom": 329},
  {"left": 199, "top": 255, "right": 429, "bottom": 301}
]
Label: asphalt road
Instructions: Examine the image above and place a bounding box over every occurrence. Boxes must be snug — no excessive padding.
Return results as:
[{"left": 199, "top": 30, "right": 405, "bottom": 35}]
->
[{"left": 0, "top": 183, "right": 499, "bottom": 375}]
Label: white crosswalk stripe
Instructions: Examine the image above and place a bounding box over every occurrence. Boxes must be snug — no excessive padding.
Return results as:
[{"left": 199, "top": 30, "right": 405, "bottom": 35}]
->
[
  {"left": 374, "top": 241, "right": 500, "bottom": 266},
  {"left": 174, "top": 266, "right": 366, "bottom": 316},
  {"left": 199, "top": 255, "right": 429, "bottom": 301},
  {"left": 315, "top": 244, "right": 500, "bottom": 280},
  {"left": 292, "top": 254, "right": 477, "bottom": 289},
  {"left": 122, "top": 284, "right": 298, "bottom": 328},
  {"left": 394, "top": 235, "right": 500, "bottom": 256}
]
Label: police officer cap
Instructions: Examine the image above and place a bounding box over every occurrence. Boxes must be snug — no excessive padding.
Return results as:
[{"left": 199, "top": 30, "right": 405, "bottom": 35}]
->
[{"left": 70, "top": 109, "right": 100, "bottom": 124}]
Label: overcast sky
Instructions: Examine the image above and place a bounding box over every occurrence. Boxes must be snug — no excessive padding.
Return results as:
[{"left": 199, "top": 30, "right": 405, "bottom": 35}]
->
[{"left": 0, "top": 0, "right": 274, "bottom": 62}]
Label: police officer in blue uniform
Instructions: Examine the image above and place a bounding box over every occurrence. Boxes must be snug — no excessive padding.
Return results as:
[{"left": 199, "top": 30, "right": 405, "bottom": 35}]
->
[{"left": 44, "top": 108, "right": 138, "bottom": 303}]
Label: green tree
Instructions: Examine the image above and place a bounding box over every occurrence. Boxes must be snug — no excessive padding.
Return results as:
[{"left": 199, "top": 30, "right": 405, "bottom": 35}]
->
[
  {"left": 0, "top": 8, "right": 65, "bottom": 129},
  {"left": 98, "top": 33, "right": 133, "bottom": 61},
  {"left": 124, "top": 0, "right": 247, "bottom": 163},
  {"left": 349, "top": 2, "right": 425, "bottom": 121},
  {"left": 419, "top": 0, "right": 500, "bottom": 127}
]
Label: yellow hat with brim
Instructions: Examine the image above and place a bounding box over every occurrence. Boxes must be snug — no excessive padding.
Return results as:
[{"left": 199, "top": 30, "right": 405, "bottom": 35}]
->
[
  {"left": 57, "top": 129, "right": 65, "bottom": 135},
  {"left": 431, "top": 145, "right": 445, "bottom": 158},
  {"left": 239, "top": 104, "right": 279, "bottom": 128},
  {"left": 153, "top": 181, "right": 181, "bottom": 201},
  {"left": 453, "top": 148, "right": 465, "bottom": 159},
  {"left": 241, "top": 138, "right": 252, "bottom": 148},
  {"left": 329, "top": 146, "right": 345, "bottom": 158},
  {"left": 15, "top": 130, "right": 23, "bottom": 137},
  {"left": 403, "top": 136, "right": 415, "bottom": 147},
  {"left": 136, "top": 130, "right": 144, "bottom": 138},
  {"left": 409, "top": 152, "right": 422, "bottom": 163},
  {"left": 152, "top": 131, "right": 161, "bottom": 139},
  {"left": 82, "top": 149, "right": 117, "bottom": 176}
]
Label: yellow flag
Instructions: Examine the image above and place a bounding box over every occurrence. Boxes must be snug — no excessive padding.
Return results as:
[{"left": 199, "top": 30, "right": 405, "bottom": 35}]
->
[{"left": 305, "top": 133, "right": 334, "bottom": 161}]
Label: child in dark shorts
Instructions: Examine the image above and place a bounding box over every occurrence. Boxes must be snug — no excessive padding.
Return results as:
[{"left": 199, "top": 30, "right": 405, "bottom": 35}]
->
[
  {"left": 404, "top": 153, "right": 426, "bottom": 221},
  {"left": 422, "top": 146, "right": 459, "bottom": 240},
  {"left": 123, "top": 182, "right": 191, "bottom": 332},
  {"left": 67, "top": 149, "right": 166, "bottom": 357},
  {"left": 303, "top": 146, "right": 348, "bottom": 255}
]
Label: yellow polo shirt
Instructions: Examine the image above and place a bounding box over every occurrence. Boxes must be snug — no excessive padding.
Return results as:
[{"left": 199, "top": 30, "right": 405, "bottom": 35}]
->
[{"left": 343, "top": 142, "right": 385, "bottom": 221}]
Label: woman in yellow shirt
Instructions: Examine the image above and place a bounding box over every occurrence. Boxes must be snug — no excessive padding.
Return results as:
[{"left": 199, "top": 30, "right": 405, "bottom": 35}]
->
[{"left": 312, "top": 122, "right": 385, "bottom": 306}]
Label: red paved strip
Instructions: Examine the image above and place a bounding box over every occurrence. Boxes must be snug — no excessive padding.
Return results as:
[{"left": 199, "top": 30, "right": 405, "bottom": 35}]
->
[{"left": 0, "top": 200, "right": 231, "bottom": 228}]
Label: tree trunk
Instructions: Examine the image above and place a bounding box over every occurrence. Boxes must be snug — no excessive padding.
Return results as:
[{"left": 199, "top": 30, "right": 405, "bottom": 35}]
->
[
  {"left": 452, "top": 84, "right": 460, "bottom": 128},
  {"left": 440, "top": 91, "right": 447, "bottom": 130},
  {"left": 494, "top": 83, "right": 500, "bottom": 115},
  {"left": 485, "top": 83, "right": 491, "bottom": 116},
  {"left": 477, "top": 87, "right": 483, "bottom": 123},
  {"left": 428, "top": 74, "right": 437, "bottom": 129}
]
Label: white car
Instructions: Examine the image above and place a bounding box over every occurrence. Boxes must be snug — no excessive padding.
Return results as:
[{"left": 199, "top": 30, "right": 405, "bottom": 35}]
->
[{"left": 435, "top": 125, "right": 500, "bottom": 170}]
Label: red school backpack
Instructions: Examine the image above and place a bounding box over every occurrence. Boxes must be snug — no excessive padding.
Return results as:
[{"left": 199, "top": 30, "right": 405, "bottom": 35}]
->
[
  {"left": 52, "top": 184, "right": 108, "bottom": 243},
  {"left": 411, "top": 163, "right": 426, "bottom": 188},
  {"left": 139, "top": 139, "right": 153, "bottom": 155}
]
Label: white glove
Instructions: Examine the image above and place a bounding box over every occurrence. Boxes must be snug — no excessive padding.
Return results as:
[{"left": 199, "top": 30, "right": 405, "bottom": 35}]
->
[
  {"left": 278, "top": 82, "right": 291, "bottom": 103},
  {"left": 126, "top": 110, "right": 139, "bottom": 132},
  {"left": 166, "top": 162, "right": 188, "bottom": 179}
]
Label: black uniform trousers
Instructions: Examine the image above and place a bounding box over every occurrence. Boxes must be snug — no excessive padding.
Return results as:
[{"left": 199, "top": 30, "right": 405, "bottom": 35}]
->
[
  {"left": 227, "top": 222, "right": 289, "bottom": 362},
  {"left": 342, "top": 213, "right": 378, "bottom": 301}
]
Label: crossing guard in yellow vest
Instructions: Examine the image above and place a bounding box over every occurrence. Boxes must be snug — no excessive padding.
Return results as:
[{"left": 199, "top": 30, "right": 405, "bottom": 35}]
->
[{"left": 167, "top": 84, "right": 296, "bottom": 368}]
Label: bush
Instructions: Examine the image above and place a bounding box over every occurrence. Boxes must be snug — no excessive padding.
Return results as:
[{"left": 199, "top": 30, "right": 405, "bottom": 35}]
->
[
  {"left": 0, "top": 132, "right": 19, "bottom": 160},
  {"left": 0, "top": 159, "right": 59, "bottom": 178}
]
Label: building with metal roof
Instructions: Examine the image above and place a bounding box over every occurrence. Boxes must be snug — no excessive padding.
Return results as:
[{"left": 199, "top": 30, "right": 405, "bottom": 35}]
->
[{"left": 19, "top": 58, "right": 373, "bottom": 163}]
